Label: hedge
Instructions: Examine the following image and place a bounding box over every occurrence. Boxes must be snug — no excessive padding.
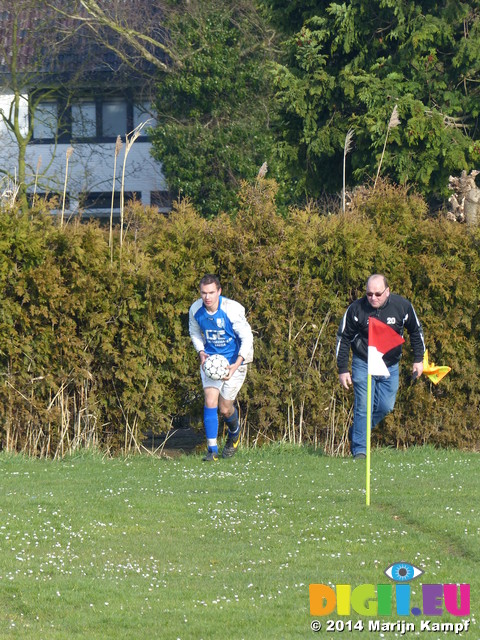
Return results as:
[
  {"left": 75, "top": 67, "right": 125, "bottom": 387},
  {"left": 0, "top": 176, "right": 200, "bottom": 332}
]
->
[{"left": 0, "top": 180, "right": 478, "bottom": 456}]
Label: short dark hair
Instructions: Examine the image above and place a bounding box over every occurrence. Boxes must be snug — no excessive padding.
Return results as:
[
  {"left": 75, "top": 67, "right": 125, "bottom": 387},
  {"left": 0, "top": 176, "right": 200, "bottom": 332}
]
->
[{"left": 199, "top": 274, "right": 221, "bottom": 289}]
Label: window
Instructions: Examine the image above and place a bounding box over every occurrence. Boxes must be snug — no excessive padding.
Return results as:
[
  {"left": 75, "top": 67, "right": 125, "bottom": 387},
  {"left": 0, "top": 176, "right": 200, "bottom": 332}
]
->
[
  {"left": 151, "top": 190, "right": 171, "bottom": 211},
  {"left": 133, "top": 102, "right": 156, "bottom": 135},
  {"left": 28, "top": 192, "right": 68, "bottom": 208},
  {"left": 80, "top": 191, "right": 141, "bottom": 210},
  {"left": 102, "top": 100, "right": 127, "bottom": 138},
  {"left": 31, "top": 96, "right": 154, "bottom": 142},
  {"left": 72, "top": 101, "right": 96, "bottom": 138},
  {"left": 35, "top": 102, "right": 58, "bottom": 139}
]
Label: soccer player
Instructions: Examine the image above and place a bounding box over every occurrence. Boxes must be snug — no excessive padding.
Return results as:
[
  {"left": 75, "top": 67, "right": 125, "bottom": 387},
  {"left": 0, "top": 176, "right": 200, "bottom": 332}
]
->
[{"left": 189, "top": 274, "right": 254, "bottom": 461}]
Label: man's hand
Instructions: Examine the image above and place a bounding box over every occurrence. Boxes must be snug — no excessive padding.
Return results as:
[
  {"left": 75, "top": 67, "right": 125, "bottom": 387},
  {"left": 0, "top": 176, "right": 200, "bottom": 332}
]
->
[
  {"left": 199, "top": 351, "right": 208, "bottom": 367},
  {"left": 339, "top": 372, "right": 352, "bottom": 390},
  {"left": 223, "top": 356, "right": 244, "bottom": 380},
  {"left": 223, "top": 364, "right": 236, "bottom": 381},
  {"left": 412, "top": 361, "right": 424, "bottom": 379}
]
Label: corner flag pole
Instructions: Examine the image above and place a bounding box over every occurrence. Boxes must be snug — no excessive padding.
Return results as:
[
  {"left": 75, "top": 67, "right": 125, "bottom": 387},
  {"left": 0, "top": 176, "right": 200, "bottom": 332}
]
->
[
  {"left": 366, "top": 374, "right": 372, "bottom": 506},
  {"left": 366, "top": 317, "right": 405, "bottom": 507}
]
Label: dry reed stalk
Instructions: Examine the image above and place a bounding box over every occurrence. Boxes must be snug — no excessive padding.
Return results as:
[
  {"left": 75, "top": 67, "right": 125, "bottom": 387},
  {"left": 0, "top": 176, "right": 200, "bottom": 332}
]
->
[
  {"left": 237, "top": 405, "right": 245, "bottom": 447},
  {"left": 4, "top": 376, "right": 100, "bottom": 458},
  {"left": 46, "top": 429, "right": 51, "bottom": 457},
  {"left": 6, "top": 379, "right": 42, "bottom": 409},
  {"left": 119, "top": 120, "right": 151, "bottom": 256},
  {"left": 1, "top": 175, "right": 20, "bottom": 209},
  {"left": 73, "top": 390, "right": 81, "bottom": 449},
  {"left": 61, "top": 147, "right": 74, "bottom": 227},
  {"left": 141, "top": 420, "right": 177, "bottom": 457},
  {"left": 374, "top": 104, "right": 400, "bottom": 189},
  {"left": 286, "top": 398, "right": 296, "bottom": 444},
  {"left": 47, "top": 380, "right": 67, "bottom": 410},
  {"left": 342, "top": 129, "right": 354, "bottom": 212},
  {"left": 256, "top": 161, "right": 268, "bottom": 182},
  {"left": 337, "top": 405, "right": 352, "bottom": 456},
  {"left": 54, "top": 387, "right": 72, "bottom": 459},
  {"left": 325, "top": 393, "right": 336, "bottom": 455},
  {"left": 298, "top": 399, "right": 304, "bottom": 445},
  {"left": 5, "top": 415, "right": 17, "bottom": 452},
  {"left": 242, "top": 405, "right": 249, "bottom": 448},
  {"left": 80, "top": 380, "right": 98, "bottom": 450},
  {"left": 252, "top": 427, "right": 273, "bottom": 448},
  {"left": 124, "top": 413, "right": 142, "bottom": 455},
  {"left": 22, "top": 425, "right": 32, "bottom": 455},
  {"left": 73, "top": 383, "right": 95, "bottom": 451},
  {"left": 110, "top": 136, "right": 123, "bottom": 263},
  {"left": 285, "top": 311, "right": 331, "bottom": 445},
  {"left": 33, "top": 156, "right": 42, "bottom": 200},
  {"left": 324, "top": 396, "right": 352, "bottom": 457}
]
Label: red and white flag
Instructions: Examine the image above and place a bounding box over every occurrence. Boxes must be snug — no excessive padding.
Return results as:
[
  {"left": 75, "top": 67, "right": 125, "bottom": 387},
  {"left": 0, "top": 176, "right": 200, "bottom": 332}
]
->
[{"left": 368, "top": 317, "right": 405, "bottom": 377}]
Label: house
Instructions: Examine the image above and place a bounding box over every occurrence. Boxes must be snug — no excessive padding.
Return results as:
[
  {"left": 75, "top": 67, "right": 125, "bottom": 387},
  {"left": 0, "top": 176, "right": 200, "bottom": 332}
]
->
[{"left": 0, "top": 2, "right": 170, "bottom": 218}]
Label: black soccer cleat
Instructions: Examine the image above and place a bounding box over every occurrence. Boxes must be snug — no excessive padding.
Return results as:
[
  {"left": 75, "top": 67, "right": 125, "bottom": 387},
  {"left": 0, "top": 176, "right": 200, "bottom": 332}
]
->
[
  {"left": 202, "top": 450, "right": 219, "bottom": 462},
  {"left": 222, "top": 435, "right": 240, "bottom": 458}
]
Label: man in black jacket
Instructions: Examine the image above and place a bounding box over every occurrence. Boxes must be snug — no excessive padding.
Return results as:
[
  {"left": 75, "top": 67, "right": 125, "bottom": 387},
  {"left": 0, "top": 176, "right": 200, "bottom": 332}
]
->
[{"left": 336, "top": 274, "right": 425, "bottom": 459}]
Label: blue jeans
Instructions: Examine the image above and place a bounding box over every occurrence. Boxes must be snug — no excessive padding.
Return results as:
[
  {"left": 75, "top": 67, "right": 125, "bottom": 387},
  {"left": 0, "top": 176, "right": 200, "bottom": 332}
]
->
[{"left": 350, "top": 355, "right": 399, "bottom": 456}]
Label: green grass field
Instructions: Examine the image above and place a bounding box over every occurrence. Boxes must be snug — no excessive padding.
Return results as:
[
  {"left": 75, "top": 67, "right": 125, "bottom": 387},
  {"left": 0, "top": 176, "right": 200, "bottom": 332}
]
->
[{"left": 0, "top": 445, "right": 478, "bottom": 639}]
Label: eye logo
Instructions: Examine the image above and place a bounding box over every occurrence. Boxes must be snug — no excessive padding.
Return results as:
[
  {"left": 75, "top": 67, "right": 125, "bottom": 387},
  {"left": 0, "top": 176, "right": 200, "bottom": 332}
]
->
[{"left": 384, "top": 562, "right": 423, "bottom": 582}]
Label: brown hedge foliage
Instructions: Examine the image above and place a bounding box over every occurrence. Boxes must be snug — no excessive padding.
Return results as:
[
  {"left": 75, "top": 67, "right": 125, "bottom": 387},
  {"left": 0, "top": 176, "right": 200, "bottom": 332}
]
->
[{"left": 0, "top": 181, "right": 478, "bottom": 456}]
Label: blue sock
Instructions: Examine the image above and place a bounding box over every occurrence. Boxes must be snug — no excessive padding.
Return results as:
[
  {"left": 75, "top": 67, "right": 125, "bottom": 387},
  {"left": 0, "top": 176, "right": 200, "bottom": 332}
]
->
[
  {"left": 224, "top": 407, "right": 239, "bottom": 439},
  {"left": 204, "top": 406, "right": 218, "bottom": 453}
]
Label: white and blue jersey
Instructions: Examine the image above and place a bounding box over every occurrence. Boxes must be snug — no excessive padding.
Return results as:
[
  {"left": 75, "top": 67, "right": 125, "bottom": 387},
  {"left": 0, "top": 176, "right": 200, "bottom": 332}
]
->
[{"left": 189, "top": 296, "right": 254, "bottom": 365}]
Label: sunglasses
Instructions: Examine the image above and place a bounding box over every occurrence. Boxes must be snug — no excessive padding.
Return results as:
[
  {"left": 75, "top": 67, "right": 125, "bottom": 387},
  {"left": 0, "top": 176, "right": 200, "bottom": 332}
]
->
[{"left": 366, "top": 287, "right": 388, "bottom": 298}]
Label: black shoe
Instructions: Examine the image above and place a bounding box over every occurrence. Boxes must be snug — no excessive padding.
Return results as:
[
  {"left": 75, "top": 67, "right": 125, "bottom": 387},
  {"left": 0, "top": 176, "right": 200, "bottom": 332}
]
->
[
  {"left": 353, "top": 453, "right": 366, "bottom": 460},
  {"left": 202, "top": 450, "right": 219, "bottom": 462},
  {"left": 222, "top": 435, "right": 240, "bottom": 458}
]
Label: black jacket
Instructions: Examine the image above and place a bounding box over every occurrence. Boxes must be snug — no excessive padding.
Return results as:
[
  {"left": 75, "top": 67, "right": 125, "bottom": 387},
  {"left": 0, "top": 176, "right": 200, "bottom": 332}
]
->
[{"left": 336, "top": 293, "right": 425, "bottom": 374}]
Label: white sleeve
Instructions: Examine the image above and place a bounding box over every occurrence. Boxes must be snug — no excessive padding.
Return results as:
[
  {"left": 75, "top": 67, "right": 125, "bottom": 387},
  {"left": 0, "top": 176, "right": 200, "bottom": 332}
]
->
[
  {"left": 226, "top": 300, "right": 254, "bottom": 364},
  {"left": 188, "top": 300, "right": 205, "bottom": 353}
]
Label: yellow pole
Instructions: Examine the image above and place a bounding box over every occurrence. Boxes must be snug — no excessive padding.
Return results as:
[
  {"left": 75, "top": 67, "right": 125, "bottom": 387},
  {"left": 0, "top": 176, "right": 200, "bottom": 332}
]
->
[{"left": 366, "top": 374, "right": 372, "bottom": 506}]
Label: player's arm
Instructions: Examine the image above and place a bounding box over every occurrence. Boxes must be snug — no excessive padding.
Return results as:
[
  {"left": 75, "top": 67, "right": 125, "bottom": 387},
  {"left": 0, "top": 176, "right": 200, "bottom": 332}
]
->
[
  {"left": 336, "top": 308, "right": 356, "bottom": 386},
  {"left": 405, "top": 302, "right": 425, "bottom": 377},
  {"left": 223, "top": 354, "right": 245, "bottom": 380},
  {"left": 188, "top": 303, "right": 207, "bottom": 362},
  {"left": 230, "top": 303, "right": 254, "bottom": 364},
  {"left": 198, "top": 350, "right": 208, "bottom": 366}
]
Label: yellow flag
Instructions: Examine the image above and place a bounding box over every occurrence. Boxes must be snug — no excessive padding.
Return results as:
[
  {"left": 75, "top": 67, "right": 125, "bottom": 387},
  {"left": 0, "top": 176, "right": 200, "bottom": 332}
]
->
[{"left": 423, "top": 349, "right": 451, "bottom": 384}]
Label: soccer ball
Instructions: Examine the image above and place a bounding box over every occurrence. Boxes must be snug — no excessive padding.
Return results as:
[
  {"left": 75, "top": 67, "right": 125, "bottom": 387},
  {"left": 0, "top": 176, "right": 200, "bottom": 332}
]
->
[{"left": 203, "top": 354, "right": 230, "bottom": 380}]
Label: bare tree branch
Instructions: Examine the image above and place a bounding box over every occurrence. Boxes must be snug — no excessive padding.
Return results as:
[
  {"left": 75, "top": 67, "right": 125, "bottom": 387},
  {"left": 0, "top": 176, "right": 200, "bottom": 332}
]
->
[{"left": 49, "top": 0, "right": 179, "bottom": 73}]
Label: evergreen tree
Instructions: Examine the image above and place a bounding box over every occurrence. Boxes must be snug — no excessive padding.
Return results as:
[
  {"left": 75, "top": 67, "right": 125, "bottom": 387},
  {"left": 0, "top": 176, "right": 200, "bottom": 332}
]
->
[
  {"left": 150, "top": 0, "right": 280, "bottom": 217},
  {"left": 267, "top": 0, "right": 480, "bottom": 201}
]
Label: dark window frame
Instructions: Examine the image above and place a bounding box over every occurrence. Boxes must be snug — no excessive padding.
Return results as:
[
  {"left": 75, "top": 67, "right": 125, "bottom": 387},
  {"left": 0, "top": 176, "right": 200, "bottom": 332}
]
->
[
  {"left": 30, "top": 92, "right": 151, "bottom": 144},
  {"left": 27, "top": 191, "right": 68, "bottom": 207},
  {"left": 79, "top": 191, "right": 141, "bottom": 210}
]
